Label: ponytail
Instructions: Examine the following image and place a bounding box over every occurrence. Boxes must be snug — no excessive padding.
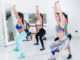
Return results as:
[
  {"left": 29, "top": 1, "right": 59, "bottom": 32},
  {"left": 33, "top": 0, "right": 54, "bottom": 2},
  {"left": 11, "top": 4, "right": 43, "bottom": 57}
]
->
[
  {"left": 18, "top": 12, "right": 24, "bottom": 24},
  {"left": 40, "top": 13, "right": 44, "bottom": 28}
]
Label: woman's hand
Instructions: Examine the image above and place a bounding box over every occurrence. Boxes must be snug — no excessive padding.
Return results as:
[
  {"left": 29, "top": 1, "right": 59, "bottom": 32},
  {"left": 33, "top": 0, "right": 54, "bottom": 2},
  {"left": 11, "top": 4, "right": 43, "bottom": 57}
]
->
[
  {"left": 36, "top": 5, "right": 39, "bottom": 8},
  {"left": 55, "top": 1, "right": 59, "bottom": 5},
  {"left": 13, "top": 5, "right": 16, "bottom": 9},
  {"left": 54, "top": 1, "right": 60, "bottom": 17}
]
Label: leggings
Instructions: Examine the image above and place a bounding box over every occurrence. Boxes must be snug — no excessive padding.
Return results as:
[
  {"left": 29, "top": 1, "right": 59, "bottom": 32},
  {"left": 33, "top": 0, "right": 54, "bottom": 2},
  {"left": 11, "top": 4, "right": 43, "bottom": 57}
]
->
[
  {"left": 50, "top": 37, "right": 70, "bottom": 59},
  {"left": 14, "top": 31, "right": 27, "bottom": 54},
  {"left": 35, "top": 28, "right": 46, "bottom": 48},
  {"left": 50, "top": 37, "right": 70, "bottom": 51}
]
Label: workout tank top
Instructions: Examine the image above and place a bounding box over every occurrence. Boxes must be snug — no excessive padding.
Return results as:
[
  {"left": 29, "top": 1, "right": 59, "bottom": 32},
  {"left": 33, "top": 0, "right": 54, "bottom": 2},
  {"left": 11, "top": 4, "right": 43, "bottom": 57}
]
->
[
  {"left": 36, "top": 21, "right": 42, "bottom": 26},
  {"left": 56, "top": 24, "right": 65, "bottom": 33}
]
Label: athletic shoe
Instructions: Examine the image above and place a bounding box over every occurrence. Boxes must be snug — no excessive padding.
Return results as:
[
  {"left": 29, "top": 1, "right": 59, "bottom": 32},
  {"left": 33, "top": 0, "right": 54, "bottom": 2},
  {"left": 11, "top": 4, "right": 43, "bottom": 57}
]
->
[
  {"left": 48, "top": 56, "right": 56, "bottom": 60},
  {"left": 18, "top": 53, "right": 25, "bottom": 58},
  {"left": 34, "top": 43, "right": 39, "bottom": 45},
  {"left": 54, "top": 49, "right": 59, "bottom": 52},
  {"left": 13, "top": 48, "right": 19, "bottom": 51},
  {"left": 40, "top": 48, "right": 45, "bottom": 51},
  {"left": 67, "top": 54, "right": 72, "bottom": 59}
]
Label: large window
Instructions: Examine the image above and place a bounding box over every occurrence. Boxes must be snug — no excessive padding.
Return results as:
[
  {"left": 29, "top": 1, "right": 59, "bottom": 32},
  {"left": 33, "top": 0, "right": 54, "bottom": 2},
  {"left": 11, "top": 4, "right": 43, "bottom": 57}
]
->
[{"left": 28, "top": 13, "right": 47, "bottom": 24}]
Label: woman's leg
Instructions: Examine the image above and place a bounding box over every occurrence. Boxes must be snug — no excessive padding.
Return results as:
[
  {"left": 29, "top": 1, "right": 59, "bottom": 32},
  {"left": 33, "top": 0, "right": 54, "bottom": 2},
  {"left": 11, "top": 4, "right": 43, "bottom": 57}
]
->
[
  {"left": 34, "top": 32, "right": 40, "bottom": 45},
  {"left": 49, "top": 40, "right": 62, "bottom": 60},
  {"left": 14, "top": 36, "right": 25, "bottom": 58},
  {"left": 67, "top": 45, "right": 72, "bottom": 59},
  {"left": 14, "top": 37, "right": 25, "bottom": 58},
  {"left": 50, "top": 40, "right": 61, "bottom": 54},
  {"left": 59, "top": 38, "right": 70, "bottom": 60},
  {"left": 35, "top": 34, "right": 39, "bottom": 44},
  {"left": 17, "top": 40, "right": 23, "bottom": 53},
  {"left": 39, "top": 31, "right": 45, "bottom": 50},
  {"left": 67, "top": 34, "right": 72, "bottom": 59},
  {"left": 49, "top": 37, "right": 70, "bottom": 60},
  {"left": 40, "top": 35, "right": 44, "bottom": 48},
  {"left": 13, "top": 35, "right": 20, "bottom": 51},
  {"left": 14, "top": 31, "right": 27, "bottom": 58},
  {"left": 54, "top": 37, "right": 59, "bottom": 52},
  {"left": 67, "top": 45, "right": 71, "bottom": 54}
]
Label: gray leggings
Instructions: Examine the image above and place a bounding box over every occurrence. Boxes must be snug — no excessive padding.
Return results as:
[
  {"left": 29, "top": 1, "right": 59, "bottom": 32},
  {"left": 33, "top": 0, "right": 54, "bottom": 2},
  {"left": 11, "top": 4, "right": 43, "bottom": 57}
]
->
[{"left": 50, "top": 37, "right": 70, "bottom": 52}]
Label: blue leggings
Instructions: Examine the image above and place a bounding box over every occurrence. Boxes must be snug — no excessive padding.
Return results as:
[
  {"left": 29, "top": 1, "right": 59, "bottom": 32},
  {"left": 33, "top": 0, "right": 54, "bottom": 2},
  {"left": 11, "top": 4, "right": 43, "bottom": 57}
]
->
[{"left": 14, "top": 31, "right": 27, "bottom": 54}]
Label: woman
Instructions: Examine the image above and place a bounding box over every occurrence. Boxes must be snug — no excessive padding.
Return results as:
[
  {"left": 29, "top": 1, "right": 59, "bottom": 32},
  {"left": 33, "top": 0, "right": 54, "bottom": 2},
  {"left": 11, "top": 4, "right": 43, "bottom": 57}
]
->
[
  {"left": 64, "top": 13, "right": 72, "bottom": 59},
  {"left": 54, "top": 12, "right": 72, "bottom": 59},
  {"left": 49, "top": 1, "right": 70, "bottom": 60},
  {"left": 24, "top": 21, "right": 32, "bottom": 41},
  {"left": 13, "top": 5, "right": 27, "bottom": 58},
  {"left": 34, "top": 5, "right": 46, "bottom": 51}
]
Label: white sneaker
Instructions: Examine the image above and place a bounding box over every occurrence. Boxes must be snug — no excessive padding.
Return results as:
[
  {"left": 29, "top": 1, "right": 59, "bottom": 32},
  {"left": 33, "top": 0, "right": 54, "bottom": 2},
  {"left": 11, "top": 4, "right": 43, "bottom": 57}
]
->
[{"left": 48, "top": 56, "right": 56, "bottom": 60}]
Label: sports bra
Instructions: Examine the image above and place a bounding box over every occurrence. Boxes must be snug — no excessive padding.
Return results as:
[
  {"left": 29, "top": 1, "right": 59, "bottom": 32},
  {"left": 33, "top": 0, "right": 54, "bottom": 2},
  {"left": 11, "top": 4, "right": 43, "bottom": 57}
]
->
[
  {"left": 36, "top": 21, "right": 42, "bottom": 26},
  {"left": 56, "top": 24, "right": 65, "bottom": 33},
  {"left": 16, "top": 24, "right": 22, "bottom": 30}
]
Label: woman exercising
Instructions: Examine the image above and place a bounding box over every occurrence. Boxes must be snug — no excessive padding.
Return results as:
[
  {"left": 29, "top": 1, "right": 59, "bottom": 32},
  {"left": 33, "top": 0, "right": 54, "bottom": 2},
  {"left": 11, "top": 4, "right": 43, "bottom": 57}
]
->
[
  {"left": 13, "top": 5, "right": 28, "bottom": 58},
  {"left": 34, "top": 5, "right": 46, "bottom": 51},
  {"left": 49, "top": 1, "right": 70, "bottom": 60},
  {"left": 54, "top": 12, "right": 72, "bottom": 59}
]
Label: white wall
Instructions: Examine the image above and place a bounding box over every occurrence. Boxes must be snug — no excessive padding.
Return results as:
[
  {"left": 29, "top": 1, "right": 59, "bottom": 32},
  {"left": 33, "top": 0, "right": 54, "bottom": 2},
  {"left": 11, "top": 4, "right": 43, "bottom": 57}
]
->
[
  {"left": 0, "top": 0, "right": 6, "bottom": 47},
  {"left": 48, "top": 0, "right": 80, "bottom": 38}
]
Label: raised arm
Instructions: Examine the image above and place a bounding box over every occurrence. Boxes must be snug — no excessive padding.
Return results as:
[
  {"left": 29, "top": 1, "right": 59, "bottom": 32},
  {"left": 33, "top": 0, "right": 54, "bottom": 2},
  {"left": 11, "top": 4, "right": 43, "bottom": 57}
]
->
[
  {"left": 56, "top": 1, "right": 65, "bottom": 28},
  {"left": 13, "top": 5, "right": 22, "bottom": 25},
  {"left": 36, "top": 5, "right": 42, "bottom": 22},
  {"left": 54, "top": 1, "right": 59, "bottom": 16}
]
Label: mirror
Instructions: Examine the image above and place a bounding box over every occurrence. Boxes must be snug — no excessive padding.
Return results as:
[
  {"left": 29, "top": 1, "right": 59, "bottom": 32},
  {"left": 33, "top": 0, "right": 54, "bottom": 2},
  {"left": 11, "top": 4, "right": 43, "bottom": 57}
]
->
[
  {"left": 5, "top": 4, "right": 17, "bottom": 42},
  {"left": 5, "top": 4, "right": 47, "bottom": 42}
]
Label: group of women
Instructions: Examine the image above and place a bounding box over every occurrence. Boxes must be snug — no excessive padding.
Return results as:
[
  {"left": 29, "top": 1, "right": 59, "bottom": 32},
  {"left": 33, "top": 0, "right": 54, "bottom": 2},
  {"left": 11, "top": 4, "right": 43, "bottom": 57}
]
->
[
  {"left": 13, "top": 5, "right": 46, "bottom": 58},
  {"left": 13, "top": 1, "right": 72, "bottom": 60}
]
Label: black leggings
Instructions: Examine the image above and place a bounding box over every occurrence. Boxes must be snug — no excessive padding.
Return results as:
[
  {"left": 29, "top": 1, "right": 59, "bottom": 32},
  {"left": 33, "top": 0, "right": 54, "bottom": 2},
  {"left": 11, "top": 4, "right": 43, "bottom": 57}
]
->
[{"left": 35, "top": 28, "right": 46, "bottom": 48}]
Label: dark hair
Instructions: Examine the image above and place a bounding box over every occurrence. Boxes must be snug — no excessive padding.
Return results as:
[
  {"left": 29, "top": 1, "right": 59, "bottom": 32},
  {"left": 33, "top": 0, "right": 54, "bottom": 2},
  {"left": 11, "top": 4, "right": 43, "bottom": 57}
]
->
[
  {"left": 56, "top": 13, "right": 59, "bottom": 15},
  {"left": 18, "top": 12, "right": 24, "bottom": 24},
  {"left": 62, "top": 12, "right": 68, "bottom": 25},
  {"left": 56, "top": 12, "right": 68, "bottom": 23},
  {"left": 24, "top": 20, "right": 30, "bottom": 28},
  {"left": 40, "top": 13, "right": 44, "bottom": 27},
  {"left": 62, "top": 12, "right": 68, "bottom": 21}
]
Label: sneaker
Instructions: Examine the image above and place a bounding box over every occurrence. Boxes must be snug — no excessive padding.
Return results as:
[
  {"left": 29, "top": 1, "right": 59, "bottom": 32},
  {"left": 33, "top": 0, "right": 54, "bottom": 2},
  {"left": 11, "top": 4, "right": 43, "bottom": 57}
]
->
[
  {"left": 54, "top": 49, "right": 59, "bottom": 52},
  {"left": 13, "top": 48, "right": 19, "bottom": 51},
  {"left": 48, "top": 56, "right": 56, "bottom": 60},
  {"left": 34, "top": 43, "right": 39, "bottom": 45},
  {"left": 18, "top": 53, "right": 25, "bottom": 58},
  {"left": 40, "top": 48, "right": 45, "bottom": 51},
  {"left": 67, "top": 54, "right": 72, "bottom": 59}
]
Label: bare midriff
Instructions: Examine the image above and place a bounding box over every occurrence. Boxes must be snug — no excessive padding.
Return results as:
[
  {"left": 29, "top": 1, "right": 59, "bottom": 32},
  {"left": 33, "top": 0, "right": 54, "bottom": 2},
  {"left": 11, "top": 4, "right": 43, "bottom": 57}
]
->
[
  {"left": 17, "top": 29, "right": 23, "bottom": 33},
  {"left": 37, "top": 25, "right": 43, "bottom": 31},
  {"left": 57, "top": 32, "right": 66, "bottom": 40}
]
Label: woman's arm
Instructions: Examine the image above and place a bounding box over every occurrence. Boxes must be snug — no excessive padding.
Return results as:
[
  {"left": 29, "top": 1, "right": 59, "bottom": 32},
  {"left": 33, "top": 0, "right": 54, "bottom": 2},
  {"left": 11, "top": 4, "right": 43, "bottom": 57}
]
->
[
  {"left": 36, "top": 5, "right": 42, "bottom": 23},
  {"left": 54, "top": 1, "right": 59, "bottom": 17},
  {"left": 57, "top": 1, "right": 65, "bottom": 28},
  {"left": 13, "top": 5, "right": 22, "bottom": 25},
  {"left": 35, "top": 24, "right": 38, "bottom": 33}
]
